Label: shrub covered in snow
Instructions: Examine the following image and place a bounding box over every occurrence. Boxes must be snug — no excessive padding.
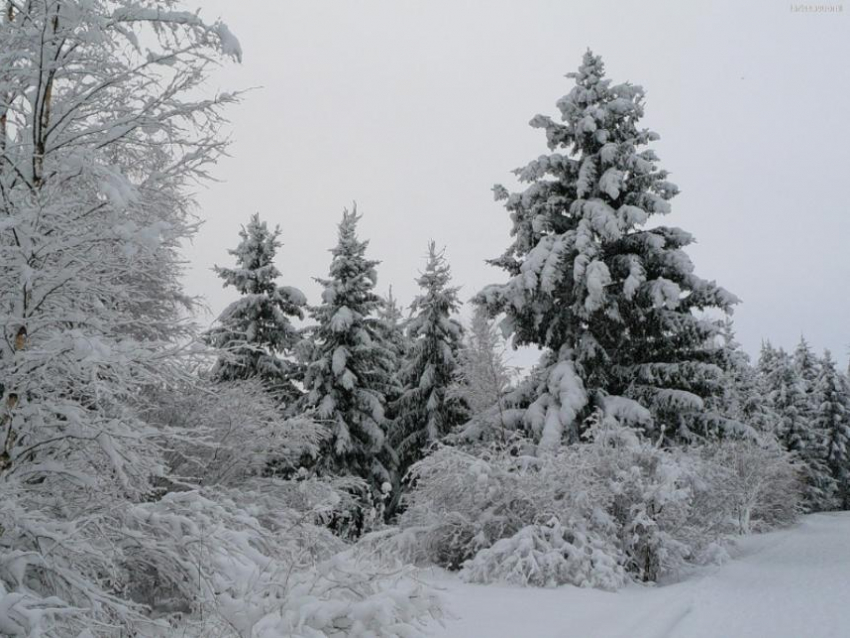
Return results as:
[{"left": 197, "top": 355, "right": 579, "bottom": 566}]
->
[
  {"left": 0, "top": 436, "right": 442, "bottom": 637},
  {"left": 124, "top": 490, "right": 442, "bottom": 638},
  {"left": 700, "top": 439, "right": 802, "bottom": 534},
  {"left": 387, "top": 439, "right": 619, "bottom": 576},
  {"left": 134, "top": 381, "right": 440, "bottom": 635},
  {"left": 592, "top": 421, "right": 706, "bottom": 582},
  {"left": 389, "top": 415, "right": 802, "bottom": 588},
  {"left": 461, "top": 518, "right": 626, "bottom": 590},
  {"left": 147, "top": 377, "right": 324, "bottom": 485}
]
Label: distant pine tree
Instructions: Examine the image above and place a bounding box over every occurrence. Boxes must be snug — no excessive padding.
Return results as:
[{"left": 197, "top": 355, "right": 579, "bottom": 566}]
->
[
  {"left": 377, "top": 286, "right": 411, "bottom": 449},
  {"left": 794, "top": 337, "right": 821, "bottom": 388},
  {"left": 759, "top": 343, "right": 834, "bottom": 510},
  {"left": 815, "top": 351, "right": 849, "bottom": 509},
  {"left": 205, "top": 213, "right": 306, "bottom": 405},
  {"left": 377, "top": 286, "right": 410, "bottom": 368},
  {"left": 478, "top": 50, "right": 739, "bottom": 448},
  {"left": 391, "top": 242, "right": 467, "bottom": 476},
  {"left": 301, "top": 208, "right": 396, "bottom": 488},
  {"left": 714, "top": 321, "right": 774, "bottom": 436}
]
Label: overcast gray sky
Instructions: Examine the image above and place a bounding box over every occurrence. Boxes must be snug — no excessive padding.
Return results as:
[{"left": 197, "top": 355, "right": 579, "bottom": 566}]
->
[{"left": 183, "top": 0, "right": 849, "bottom": 368}]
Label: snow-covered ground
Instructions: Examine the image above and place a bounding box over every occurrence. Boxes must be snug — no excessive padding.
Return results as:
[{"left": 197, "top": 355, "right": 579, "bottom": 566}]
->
[{"left": 424, "top": 513, "right": 850, "bottom": 638}]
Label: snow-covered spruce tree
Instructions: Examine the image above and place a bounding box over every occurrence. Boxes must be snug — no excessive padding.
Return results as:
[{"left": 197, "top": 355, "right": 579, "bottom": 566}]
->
[
  {"left": 713, "top": 320, "right": 776, "bottom": 436},
  {"left": 758, "top": 344, "right": 833, "bottom": 510},
  {"left": 759, "top": 346, "right": 807, "bottom": 451},
  {"left": 815, "top": 351, "right": 850, "bottom": 509},
  {"left": 376, "top": 286, "right": 409, "bottom": 407},
  {"left": 453, "top": 306, "right": 518, "bottom": 443},
  {"left": 391, "top": 242, "right": 468, "bottom": 478},
  {"left": 477, "top": 51, "right": 740, "bottom": 447},
  {"left": 376, "top": 285, "right": 410, "bottom": 364},
  {"left": 792, "top": 338, "right": 838, "bottom": 508},
  {"left": 301, "top": 207, "right": 397, "bottom": 490},
  {"left": 794, "top": 336, "right": 821, "bottom": 390},
  {"left": 205, "top": 213, "right": 306, "bottom": 405},
  {"left": 756, "top": 342, "right": 783, "bottom": 395},
  {"left": 0, "top": 1, "right": 240, "bottom": 633}
]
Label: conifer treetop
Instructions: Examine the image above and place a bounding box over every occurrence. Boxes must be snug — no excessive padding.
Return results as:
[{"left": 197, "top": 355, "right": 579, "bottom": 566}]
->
[
  {"left": 316, "top": 207, "right": 381, "bottom": 311},
  {"left": 408, "top": 241, "right": 462, "bottom": 336},
  {"left": 378, "top": 286, "right": 405, "bottom": 327},
  {"left": 205, "top": 213, "right": 306, "bottom": 402},
  {"left": 218, "top": 214, "right": 282, "bottom": 294}
]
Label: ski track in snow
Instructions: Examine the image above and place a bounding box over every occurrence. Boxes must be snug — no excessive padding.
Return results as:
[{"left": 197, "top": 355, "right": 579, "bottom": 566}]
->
[{"left": 424, "top": 513, "right": 850, "bottom": 638}]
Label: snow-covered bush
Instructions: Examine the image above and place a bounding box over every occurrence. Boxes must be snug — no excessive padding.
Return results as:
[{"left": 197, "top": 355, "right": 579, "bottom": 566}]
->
[
  {"left": 592, "top": 424, "right": 704, "bottom": 582},
  {"left": 461, "top": 518, "right": 626, "bottom": 590},
  {"left": 121, "top": 490, "right": 442, "bottom": 638},
  {"left": 135, "top": 380, "right": 439, "bottom": 633},
  {"left": 5, "top": 483, "right": 439, "bottom": 637},
  {"left": 0, "top": 440, "right": 441, "bottom": 637},
  {"left": 577, "top": 416, "right": 797, "bottom": 581},
  {"left": 390, "top": 440, "right": 617, "bottom": 574},
  {"left": 146, "top": 377, "right": 323, "bottom": 485},
  {"left": 150, "top": 377, "right": 398, "bottom": 540},
  {"left": 390, "top": 414, "right": 802, "bottom": 588},
  {"left": 393, "top": 427, "right": 702, "bottom": 584},
  {"left": 700, "top": 439, "right": 802, "bottom": 534},
  {"left": 196, "top": 560, "right": 441, "bottom": 638},
  {"left": 391, "top": 445, "right": 527, "bottom": 569}
]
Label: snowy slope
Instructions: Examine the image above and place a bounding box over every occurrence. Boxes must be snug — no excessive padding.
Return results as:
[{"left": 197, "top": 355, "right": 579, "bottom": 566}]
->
[{"left": 425, "top": 513, "right": 850, "bottom": 638}]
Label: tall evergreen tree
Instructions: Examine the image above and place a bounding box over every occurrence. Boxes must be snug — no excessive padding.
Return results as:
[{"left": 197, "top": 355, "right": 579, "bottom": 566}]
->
[
  {"left": 392, "top": 242, "right": 467, "bottom": 475},
  {"left": 377, "top": 286, "right": 410, "bottom": 433},
  {"left": 759, "top": 344, "right": 833, "bottom": 510},
  {"left": 756, "top": 341, "right": 783, "bottom": 384},
  {"left": 205, "top": 214, "right": 306, "bottom": 405},
  {"left": 793, "top": 336, "right": 821, "bottom": 432},
  {"left": 377, "top": 286, "right": 410, "bottom": 365},
  {"left": 762, "top": 347, "right": 810, "bottom": 452},
  {"left": 815, "top": 351, "right": 850, "bottom": 509},
  {"left": 715, "top": 321, "right": 774, "bottom": 436},
  {"left": 478, "top": 50, "right": 739, "bottom": 447},
  {"left": 794, "top": 337, "right": 820, "bottom": 389},
  {"left": 301, "top": 208, "right": 396, "bottom": 488}
]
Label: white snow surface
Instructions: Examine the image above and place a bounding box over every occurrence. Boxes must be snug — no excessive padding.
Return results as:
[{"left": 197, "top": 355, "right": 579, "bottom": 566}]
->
[{"left": 425, "top": 513, "right": 850, "bottom": 638}]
